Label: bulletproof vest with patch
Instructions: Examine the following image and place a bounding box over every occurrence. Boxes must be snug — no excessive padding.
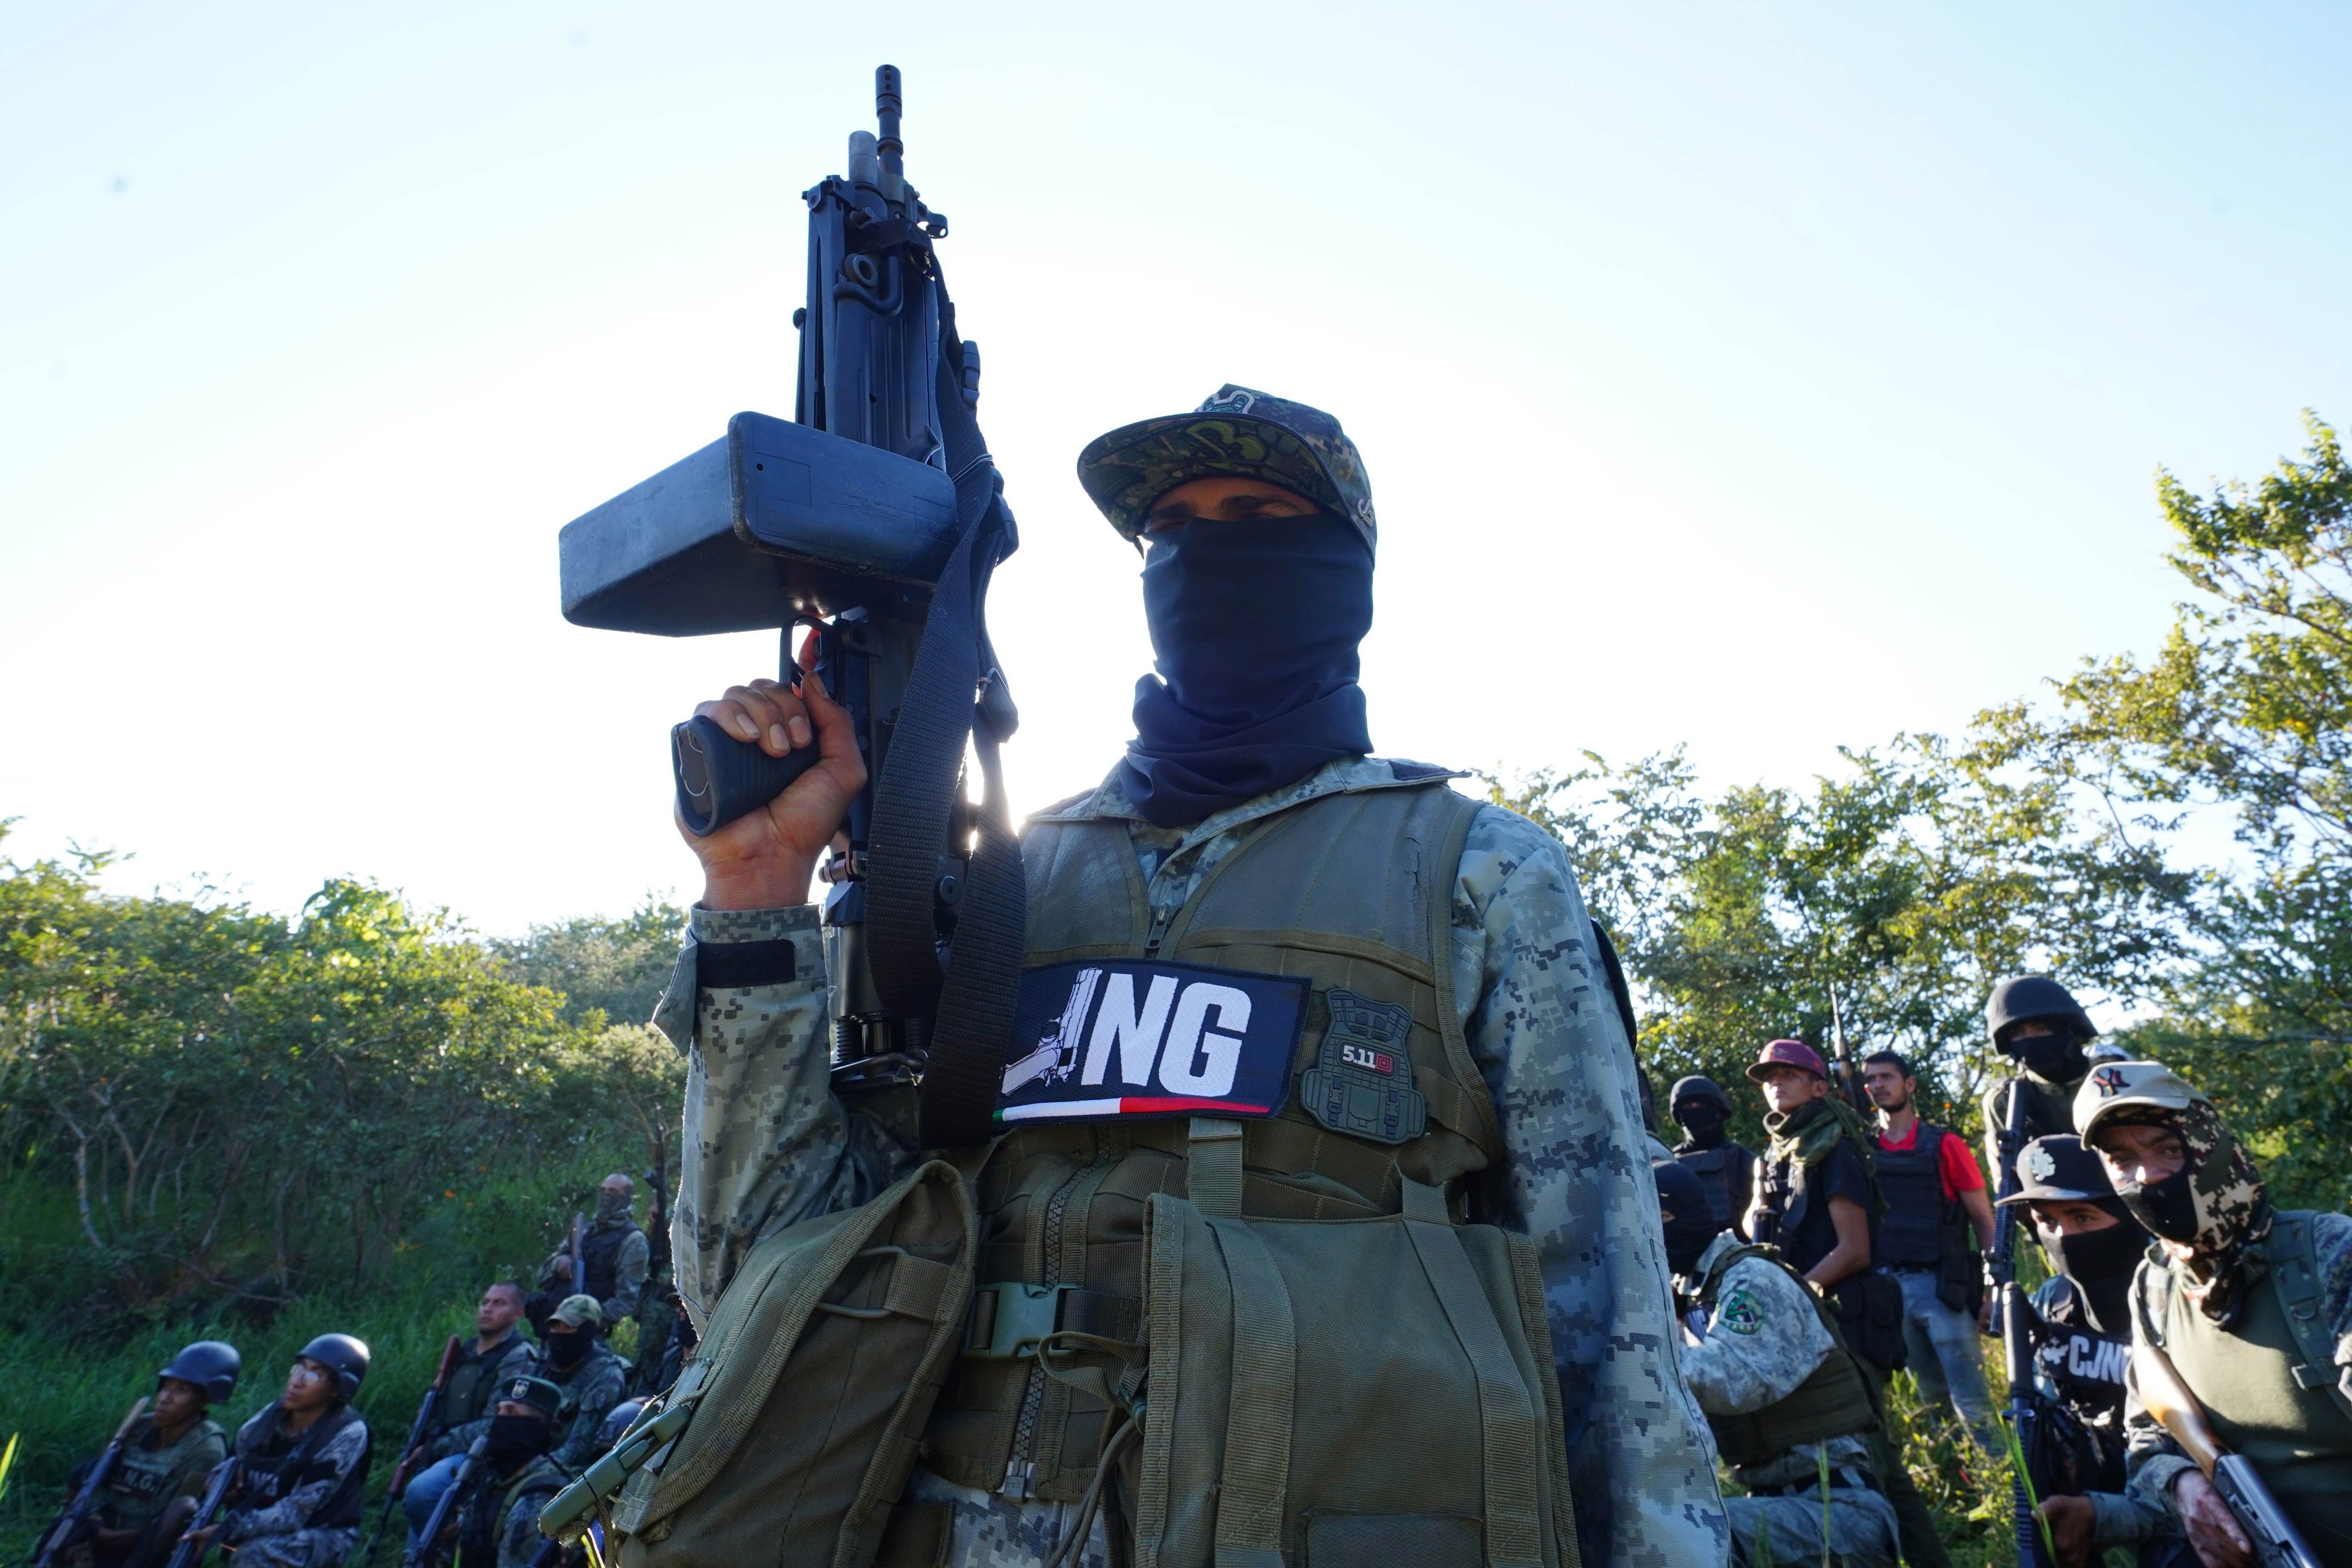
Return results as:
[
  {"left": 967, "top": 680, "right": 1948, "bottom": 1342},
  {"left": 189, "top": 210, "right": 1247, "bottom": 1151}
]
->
[
  {"left": 1873, "top": 1125, "right": 1959, "bottom": 1269},
  {"left": 442, "top": 1333, "right": 534, "bottom": 1434},
  {"left": 2141, "top": 1212, "right": 2352, "bottom": 1564},
  {"left": 104, "top": 1417, "right": 225, "bottom": 1530},
  {"left": 2033, "top": 1277, "right": 2131, "bottom": 1421},
  {"left": 1673, "top": 1141, "right": 1756, "bottom": 1235},
  {"left": 1693, "top": 1243, "right": 1880, "bottom": 1473},
  {"left": 236, "top": 1403, "right": 371, "bottom": 1532},
  {"left": 580, "top": 1221, "right": 639, "bottom": 1305},
  {"left": 922, "top": 774, "right": 1506, "bottom": 1504}
]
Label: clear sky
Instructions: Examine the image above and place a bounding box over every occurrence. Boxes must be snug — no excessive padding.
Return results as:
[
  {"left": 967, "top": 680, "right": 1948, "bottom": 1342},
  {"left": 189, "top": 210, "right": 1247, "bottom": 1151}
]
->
[{"left": 3, "top": 0, "right": 2347, "bottom": 933}]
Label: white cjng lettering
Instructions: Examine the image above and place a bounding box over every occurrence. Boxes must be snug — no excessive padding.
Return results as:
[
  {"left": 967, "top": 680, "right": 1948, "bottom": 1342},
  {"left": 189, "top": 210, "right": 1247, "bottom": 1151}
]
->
[
  {"left": 1158, "top": 983, "right": 1253, "bottom": 1098},
  {"left": 1082, "top": 973, "right": 1178, "bottom": 1086}
]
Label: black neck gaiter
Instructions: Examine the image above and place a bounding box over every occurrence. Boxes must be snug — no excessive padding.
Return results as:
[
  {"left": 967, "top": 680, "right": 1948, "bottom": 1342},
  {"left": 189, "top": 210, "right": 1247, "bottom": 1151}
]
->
[
  {"left": 1117, "top": 515, "right": 1375, "bottom": 829},
  {"left": 1674, "top": 1106, "right": 1729, "bottom": 1150},
  {"left": 2045, "top": 1209, "right": 2146, "bottom": 1336}
]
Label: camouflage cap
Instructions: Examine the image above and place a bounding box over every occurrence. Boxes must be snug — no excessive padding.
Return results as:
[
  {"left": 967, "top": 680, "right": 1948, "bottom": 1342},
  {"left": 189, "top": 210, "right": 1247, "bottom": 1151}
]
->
[
  {"left": 1075, "top": 385, "right": 1377, "bottom": 551},
  {"left": 548, "top": 1293, "right": 604, "bottom": 1330},
  {"left": 498, "top": 1374, "right": 564, "bottom": 1418},
  {"left": 2074, "top": 1059, "right": 2204, "bottom": 1144}
]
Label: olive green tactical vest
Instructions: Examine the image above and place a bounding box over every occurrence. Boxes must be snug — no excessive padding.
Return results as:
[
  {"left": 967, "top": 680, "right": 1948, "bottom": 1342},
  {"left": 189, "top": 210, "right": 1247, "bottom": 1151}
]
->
[
  {"left": 921, "top": 774, "right": 1504, "bottom": 1503},
  {"left": 1692, "top": 1243, "right": 1879, "bottom": 1474},
  {"left": 2140, "top": 1212, "right": 2352, "bottom": 1565}
]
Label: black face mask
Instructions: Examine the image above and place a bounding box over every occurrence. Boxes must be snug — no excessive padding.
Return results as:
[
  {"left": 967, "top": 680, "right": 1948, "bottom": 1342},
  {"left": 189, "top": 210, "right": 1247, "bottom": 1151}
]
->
[
  {"left": 485, "top": 1412, "right": 549, "bottom": 1468},
  {"left": 2043, "top": 1210, "right": 2146, "bottom": 1335},
  {"left": 547, "top": 1330, "right": 591, "bottom": 1369},
  {"left": 2117, "top": 1165, "right": 2202, "bottom": 1247},
  {"left": 1673, "top": 1104, "right": 1728, "bottom": 1148},
  {"left": 1662, "top": 1208, "right": 1722, "bottom": 1277},
  {"left": 1116, "top": 514, "right": 1375, "bottom": 828},
  {"left": 2016, "top": 1034, "right": 2090, "bottom": 1085}
]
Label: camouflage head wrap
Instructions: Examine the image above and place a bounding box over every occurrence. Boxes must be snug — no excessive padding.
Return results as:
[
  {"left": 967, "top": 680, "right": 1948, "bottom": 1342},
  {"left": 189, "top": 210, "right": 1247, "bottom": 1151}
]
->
[
  {"left": 2078, "top": 1060, "right": 2270, "bottom": 1321},
  {"left": 1075, "top": 386, "right": 1377, "bottom": 552}
]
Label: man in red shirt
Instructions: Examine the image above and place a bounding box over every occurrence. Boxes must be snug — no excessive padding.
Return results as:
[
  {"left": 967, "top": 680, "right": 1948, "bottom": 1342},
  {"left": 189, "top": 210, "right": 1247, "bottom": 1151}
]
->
[{"left": 1863, "top": 1049, "right": 2000, "bottom": 1455}]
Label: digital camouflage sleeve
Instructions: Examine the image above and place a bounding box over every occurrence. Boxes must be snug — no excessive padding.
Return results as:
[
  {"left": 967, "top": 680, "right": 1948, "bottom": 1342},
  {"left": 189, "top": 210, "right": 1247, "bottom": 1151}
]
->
[
  {"left": 548, "top": 1344, "right": 629, "bottom": 1472},
  {"left": 656, "top": 760, "right": 1727, "bottom": 1568},
  {"left": 220, "top": 1411, "right": 369, "bottom": 1567},
  {"left": 1676, "top": 1236, "right": 1870, "bottom": 1492}
]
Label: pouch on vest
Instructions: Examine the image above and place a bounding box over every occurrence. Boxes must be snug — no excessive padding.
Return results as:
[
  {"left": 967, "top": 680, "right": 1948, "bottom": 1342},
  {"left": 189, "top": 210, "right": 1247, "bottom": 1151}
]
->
[
  {"left": 1129, "top": 1178, "right": 1581, "bottom": 1568},
  {"left": 1834, "top": 1270, "right": 1908, "bottom": 1376},
  {"left": 597, "top": 1160, "right": 977, "bottom": 1568}
]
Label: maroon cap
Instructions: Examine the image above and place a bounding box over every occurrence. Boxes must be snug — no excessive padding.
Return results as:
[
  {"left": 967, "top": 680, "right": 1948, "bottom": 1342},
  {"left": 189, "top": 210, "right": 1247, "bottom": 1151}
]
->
[{"left": 1745, "top": 1038, "right": 1827, "bottom": 1082}]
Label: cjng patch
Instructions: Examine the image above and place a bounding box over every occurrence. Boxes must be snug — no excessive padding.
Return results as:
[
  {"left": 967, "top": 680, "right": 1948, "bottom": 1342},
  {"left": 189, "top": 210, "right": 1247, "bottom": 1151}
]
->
[
  {"left": 1300, "top": 989, "right": 1427, "bottom": 1146},
  {"left": 997, "top": 959, "right": 1307, "bottom": 1125}
]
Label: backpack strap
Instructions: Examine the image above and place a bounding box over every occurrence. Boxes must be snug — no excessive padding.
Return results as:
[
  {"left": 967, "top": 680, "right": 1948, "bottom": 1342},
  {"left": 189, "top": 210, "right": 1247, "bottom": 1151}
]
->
[{"left": 2265, "top": 1212, "right": 2352, "bottom": 1425}]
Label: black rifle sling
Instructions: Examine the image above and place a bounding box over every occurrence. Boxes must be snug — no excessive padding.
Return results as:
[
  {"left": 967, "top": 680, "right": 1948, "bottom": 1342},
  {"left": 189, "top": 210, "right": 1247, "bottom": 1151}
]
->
[{"left": 861, "top": 272, "right": 1026, "bottom": 1148}]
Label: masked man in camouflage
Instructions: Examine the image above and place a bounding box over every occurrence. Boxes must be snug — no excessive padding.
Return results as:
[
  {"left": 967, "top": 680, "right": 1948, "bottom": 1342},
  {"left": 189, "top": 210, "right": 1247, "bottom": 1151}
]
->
[
  {"left": 537, "top": 1175, "right": 647, "bottom": 1330},
  {"left": 1658, "top": 1162, "right": 1897, "bottom": 1566},
  {"left": 539, "top": 1297, "right": 628, "bottom": 1473},
  {"left": 658, "top": 387, "right": 1724, "bottom": 1566},
  {"left": 2077, "top": 1062, "right": 2352, "bottom": 1568},
  {"left": 448, "top": 1375, "right": 568, "bottom": 1568}
]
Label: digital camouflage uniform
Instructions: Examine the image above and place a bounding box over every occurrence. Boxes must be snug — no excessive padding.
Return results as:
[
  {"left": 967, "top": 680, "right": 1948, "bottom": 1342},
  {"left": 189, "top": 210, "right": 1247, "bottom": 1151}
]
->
[
  {"left": 218, "top": 1405, "right": 371, "bottom": 1568},
  {"left": 540, "top": 1221, "right": 648, "bottom": 1327},
  {"left": 657, "top": 755, "right": 1728, "bottom": 1568},
  {"left": 1677, "top": 1232, "right": 1898, "bottom": 1568},
  {"left": 545, "top": 1340, "right": 628, "bottom": 1473},
  {"left": 453, "top": 1452, "right": 566, "bottom": 1568}
]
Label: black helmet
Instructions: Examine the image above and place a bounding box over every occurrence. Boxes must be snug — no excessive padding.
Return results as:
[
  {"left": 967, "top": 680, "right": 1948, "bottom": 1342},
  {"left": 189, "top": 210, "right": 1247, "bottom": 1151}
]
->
[
  {"left": 296, "top": 1334, "right": 371, "bottom": 1401},
  {"left": 596, "top": 1398, "right": 650, "bottom": 1451},
  {"left": 1986, "top": 975, "right": 2095, "bottom": 1052},
  {"left": 1667, "top": 1075, "right": 1731, "bottom": 1112},
  {"left": 159, "top": 1340, "right": 241, "bottom": 1404}
]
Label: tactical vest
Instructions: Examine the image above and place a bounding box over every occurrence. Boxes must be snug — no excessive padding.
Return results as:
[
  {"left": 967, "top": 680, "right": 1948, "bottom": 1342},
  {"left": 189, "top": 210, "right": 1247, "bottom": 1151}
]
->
[
  {"left": 105, "top": 1417, "right": 225, "bottom": 1529},
  {"left": 2139, "top": 1212, "right": 2352, "bottom": 1564},
  {"left": 236, "top": 1403, "right": 371, "bottom": 1532},
  {"left": 1672, "top": 1141, "right": 1756, "bottom": 1235},
  {"left": 580, "top": 1222, "right": 640, "bottom": 1306},
  {"left": 2026, "top": 1278, "right": 2130, "bottom": 1499},
  {"left": 922, "top": 776, "right": 1507, "bottom": 1504},
  {"left": 1692, "top": 1243, "right": 1879, "bottom": 1472},
  {"left": 458, "top": 1452, "right": 561, "bottom": 1568}
]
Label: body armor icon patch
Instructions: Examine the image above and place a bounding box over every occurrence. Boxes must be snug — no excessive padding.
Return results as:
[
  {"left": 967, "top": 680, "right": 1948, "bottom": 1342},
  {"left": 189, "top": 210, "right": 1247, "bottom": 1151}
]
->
[{"left": 1300, "top": 989, "right": 1427, "bottom": 1146}]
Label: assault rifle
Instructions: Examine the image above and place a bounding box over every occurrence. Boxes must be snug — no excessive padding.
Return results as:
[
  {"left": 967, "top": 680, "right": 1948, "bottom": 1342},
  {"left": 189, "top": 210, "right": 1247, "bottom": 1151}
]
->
[
  {"left": 644, "top": 1134, "right": 671, "bottom": 1287},
  {"left": 404, "top": 1434, "right": 487, "bottom": 1568},
  {"left": 357, "top": 1333, "right": 463, "bottom": 1565},
  {"left": 2134, "top": 1341, "right": 2322, "bottom": 1568},
  {"left": 1987, "top": 1079, "right": 2050, "bottom": 1567},
  {"left": 1826, "top": 981, "right": 1870, "bottom": 1115},
  {"left": 558, "top": 64, "right": 1024, "bottom": 1149},
  {"left": 162, "top": 1457, "right": 238, "bottom": 1568},
  {"left": 30, "top": 1396, "right": 149, "bottom": 1568}
]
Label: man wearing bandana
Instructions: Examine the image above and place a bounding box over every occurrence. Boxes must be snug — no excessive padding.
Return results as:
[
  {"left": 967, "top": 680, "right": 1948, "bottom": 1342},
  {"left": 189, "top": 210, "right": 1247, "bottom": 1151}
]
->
[
  {"left": 447, "top": 1376, "right": 568, "bottom": 1568},
  {"left": 1997, "top": 1134, "right": 2184, "bottom": 1567},
  {"left": 658, "top": 388, "right": 1725, "bottom": 1566},
  {"left": 535, "top": 1174, "right": 647, "bottom": 1332},
  {"left": 2077, "top": 1062, "right": 2352, "bottom": 1568}
]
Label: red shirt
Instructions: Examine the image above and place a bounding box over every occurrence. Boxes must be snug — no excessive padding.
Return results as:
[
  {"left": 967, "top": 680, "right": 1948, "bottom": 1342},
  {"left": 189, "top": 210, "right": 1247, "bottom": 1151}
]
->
[{"left": 1875, "top": 1120, "right": 1986, "bottom": 1201}]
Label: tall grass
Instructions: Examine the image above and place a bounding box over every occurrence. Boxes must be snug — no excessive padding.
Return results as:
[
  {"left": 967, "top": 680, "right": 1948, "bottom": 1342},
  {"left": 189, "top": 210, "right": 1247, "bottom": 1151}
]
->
[{"left": 0, "top": 1134, "right": 644, "bottom": 1560}]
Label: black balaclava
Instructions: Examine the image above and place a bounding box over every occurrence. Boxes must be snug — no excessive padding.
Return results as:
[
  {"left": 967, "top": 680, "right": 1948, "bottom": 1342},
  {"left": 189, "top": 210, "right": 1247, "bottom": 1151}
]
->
[
  {"left": 2045, "top": 1217, "right": 2146, "bottom": 1337},
  {"left": 485, "top": 1411, "right": 550, "bottom": 1470},
  {"left": 547, "top": 1329, "right": 591, "bottom": 1370},
  {"left": 2016, "top": 1032, "right": 2091, "bottom": 1086},
  {"left": 1653, "top": 1162, "right": 1724, "bottom": 1277},
  {"left": 1673, "top": 1100, "right": 1729, "bottom": 1149},
  {"left": 1116, "top": 514, "right": 1375, "bottom": 828}
]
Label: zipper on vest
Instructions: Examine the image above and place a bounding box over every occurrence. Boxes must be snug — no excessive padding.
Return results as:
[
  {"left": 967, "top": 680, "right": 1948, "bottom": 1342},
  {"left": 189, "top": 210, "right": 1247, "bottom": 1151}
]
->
[
  {"left": 1001, "top": 1157, "right": 1094, "bottom": 1497},
  {"left": 1143, "top": 906, "right": 1171, "bottom": 957}
]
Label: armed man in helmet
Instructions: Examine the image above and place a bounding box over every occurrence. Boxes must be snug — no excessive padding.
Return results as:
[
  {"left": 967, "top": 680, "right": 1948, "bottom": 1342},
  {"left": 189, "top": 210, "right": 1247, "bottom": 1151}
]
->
[
  {"left": 445, "top": 1375, "right": 570, "bottom": 1568},
  {"left": 2079, "top": 1062, "right": 2352, "bottom": 1568},
  {"left": 1994, "top": 1134, "right": 2185, "bottom": 1568},
  {"left": 1669, "top": 1075, "right": 1758, "bottom": 1237},
  {"left": 657, "top": 388, "right": 1723, "bottom": 1565},
  {"left": 1979, "top": 975, "right": 2099, "bottom": 1184},
  {"left": 1658, "top": 1161, "right": 1897, "bottom": 1566},
  {"left": 184, "top": 1334, "right": 373, "bottom": 1567},
  {"left": 41, "top": 1341, "right": 238, "bottom": 1568}
]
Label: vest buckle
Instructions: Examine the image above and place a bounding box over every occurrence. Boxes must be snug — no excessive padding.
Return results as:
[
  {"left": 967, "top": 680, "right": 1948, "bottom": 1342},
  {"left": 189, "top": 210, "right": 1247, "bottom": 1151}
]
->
[{"left": 964, "top": 1281, "right": 1077, "bottom": 1360}]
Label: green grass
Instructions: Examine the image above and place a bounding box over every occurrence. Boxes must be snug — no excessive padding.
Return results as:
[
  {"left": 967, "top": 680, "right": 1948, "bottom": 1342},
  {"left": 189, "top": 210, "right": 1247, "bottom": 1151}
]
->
[{"left": 0, "top": 1137, "right": 643, "bottom": 1562}]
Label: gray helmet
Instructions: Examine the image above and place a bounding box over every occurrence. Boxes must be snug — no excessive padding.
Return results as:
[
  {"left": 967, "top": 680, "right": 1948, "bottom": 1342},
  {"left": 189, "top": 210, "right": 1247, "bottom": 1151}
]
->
[
  {"left": 596, "top": 1398, "right": 650, "bottom": 1452},
  {"left": 296, "top": 1334, "right": 371, "bottom": 1401},
  {"left": 1667, "top": 1075, "right": 1732, "bottom": 1112},
  {"left": 158, "top": 1340, "right": 241, "bottom": 1404},
  {"left": 1986, "top": 975, "right": 2095, "bottom": 1051}
]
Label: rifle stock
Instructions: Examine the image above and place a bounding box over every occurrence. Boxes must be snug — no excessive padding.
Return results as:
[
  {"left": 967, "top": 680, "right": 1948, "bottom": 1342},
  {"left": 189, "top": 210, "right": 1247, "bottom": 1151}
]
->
[
  {"left": 32, "top": 1396, "right": 150, "bottom": 1568},
  {"left": 2133, "top": 1341, "right": 2323, "bottom": 1568}
]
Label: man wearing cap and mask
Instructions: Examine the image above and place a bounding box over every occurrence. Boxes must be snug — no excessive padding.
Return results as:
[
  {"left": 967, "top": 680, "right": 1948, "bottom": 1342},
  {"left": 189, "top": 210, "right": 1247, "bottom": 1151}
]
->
[
  {"left": 1657, "top": 1161, "right": 1898, "bottom": 1566},
  {"left": 447, "top": 1375, "right": 568, "bottom": 1568},
  {"left": 538, "top": 1297, "right": 628, "bottom": 1473},
  {"left": 657, "top": 387, "right": 1723, "bottom": 1566},
  {"left": 1998, "top": 1135, "right": 2182, "bottom": 1567},
  {"left": 1978, "top": 976, "right": 2099, "bottom": 1188},
  {"left": 2077, "top": 1061, "right": 2352, "bottom": 1568},
  {"left": 1670, "top": 1075, "right": 1759, "bottom": 1238}
]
